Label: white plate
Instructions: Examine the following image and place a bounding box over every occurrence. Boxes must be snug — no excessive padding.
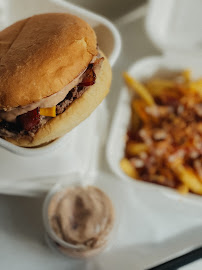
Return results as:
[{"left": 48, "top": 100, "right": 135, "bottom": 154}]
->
[
  {"left": 107, "top": 53, "right": 202, "bottom": 206},
  {"left": 0, "top": 0, "right": 121, "bottom": 156}
]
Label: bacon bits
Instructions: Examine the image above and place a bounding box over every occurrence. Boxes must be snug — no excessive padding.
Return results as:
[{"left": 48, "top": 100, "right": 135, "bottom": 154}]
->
[
  {"left": 79, "top": 64, "right": 96, "bottom": 87},
  {"left": 17, "top": 108, "right": 40, "bottom": 132}
]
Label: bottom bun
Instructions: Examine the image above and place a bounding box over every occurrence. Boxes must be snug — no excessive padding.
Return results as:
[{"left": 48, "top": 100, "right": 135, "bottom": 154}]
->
[{"left": 6, "top": 52, "right": 111, "bottom": 147}]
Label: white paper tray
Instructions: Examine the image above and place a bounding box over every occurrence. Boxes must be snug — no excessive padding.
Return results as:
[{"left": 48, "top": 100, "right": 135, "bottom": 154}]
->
[
  {"left": 0, "top": 0, "right": 121, "bottom": 195},
  {"left": 107, "top": 0, "right": 202, "bottom": 207},
  {"left": 0, "top": 0, "right": 121, "bottom": 157},
  {"left": 107, "top": 54, "right": 202, "bottom": 206}
]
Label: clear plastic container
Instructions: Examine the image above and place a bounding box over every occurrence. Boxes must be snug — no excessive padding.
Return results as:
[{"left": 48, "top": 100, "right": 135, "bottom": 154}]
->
[{"left": 42, "top": 172, "right": 122, "bottom": 259}]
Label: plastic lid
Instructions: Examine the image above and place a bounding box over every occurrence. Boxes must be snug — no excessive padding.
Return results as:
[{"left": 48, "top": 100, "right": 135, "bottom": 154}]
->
[{"left": 145, "top": 0, "right": 202, "bottom": 53}]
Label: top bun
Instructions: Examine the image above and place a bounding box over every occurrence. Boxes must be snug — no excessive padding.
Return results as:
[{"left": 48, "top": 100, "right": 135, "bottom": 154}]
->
[{"left": 0, "top": 13, "right": 97, "bottom": 109}]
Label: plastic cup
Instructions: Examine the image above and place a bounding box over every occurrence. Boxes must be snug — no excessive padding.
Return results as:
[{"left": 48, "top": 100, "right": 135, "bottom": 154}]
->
[{"left": 42, "top": 172, "right": 120, "bottom": 259}]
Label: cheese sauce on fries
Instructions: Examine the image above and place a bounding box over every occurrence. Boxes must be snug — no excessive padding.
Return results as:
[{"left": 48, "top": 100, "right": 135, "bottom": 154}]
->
[{"left": 121, "top": 71, "right": 202, "bottom": 195}]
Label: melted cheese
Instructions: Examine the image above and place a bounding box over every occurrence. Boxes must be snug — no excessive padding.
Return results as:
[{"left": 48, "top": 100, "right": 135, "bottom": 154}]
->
[{"left": 40, "top": 106, "right": 56, "bottom": 117}]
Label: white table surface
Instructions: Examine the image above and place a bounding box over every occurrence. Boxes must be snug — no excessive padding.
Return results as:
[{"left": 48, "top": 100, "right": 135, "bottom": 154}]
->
[{"left": 1, "top": 1, "right": 202, "bottom": 269}]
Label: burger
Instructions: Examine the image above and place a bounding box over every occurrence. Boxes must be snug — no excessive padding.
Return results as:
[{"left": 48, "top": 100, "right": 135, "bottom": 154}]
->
[{"left": 0, "top": 13, "right": 112, "bottom": 147}]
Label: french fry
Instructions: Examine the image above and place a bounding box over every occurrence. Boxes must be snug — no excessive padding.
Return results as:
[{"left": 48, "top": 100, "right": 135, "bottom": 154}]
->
[
  {"left": 130, "top": 98, "right": 140, "bottom": 132},
  {"left": 182, "top": 69, "right": 191, "bottom": 83},
  {"left": 132, "top": 99, "right": 150, "bottom": 123},
  {"left": 123, "top": 72, "right": 155, "bottom": 106},
  {"left": 131, "top": 111, "right": 140, "bottom": 132},
  {"left": 171, "top": 163, "right": 202, "bottom": 195},
  {"left": 120, "top": 158, "right": 138, "bottom": 178},
  {"left": 150, "top": 174, "right": 166, "bottom": 184},
  {"left": 126, "top": 142, "right": 148, "bottom": 156},
  {"left": 159, "top": 89, "right": 182, "bottom": 102},
  {"left": 177, "top": 184, "right": 189, "bottom": 195},
  {"left": 189, "top": 79, "right": 202, "bottom": 97},
  {"left": 146, "top": 79, "right": 175, "bottom": 96}
]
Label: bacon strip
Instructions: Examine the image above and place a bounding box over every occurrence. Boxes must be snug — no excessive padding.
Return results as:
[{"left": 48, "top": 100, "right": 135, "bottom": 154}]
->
[{"left": 17, "top": 108, "right": 40, "bottom": 132}]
